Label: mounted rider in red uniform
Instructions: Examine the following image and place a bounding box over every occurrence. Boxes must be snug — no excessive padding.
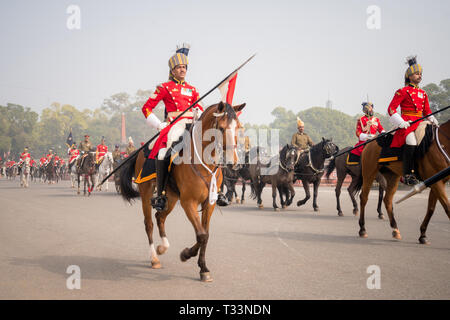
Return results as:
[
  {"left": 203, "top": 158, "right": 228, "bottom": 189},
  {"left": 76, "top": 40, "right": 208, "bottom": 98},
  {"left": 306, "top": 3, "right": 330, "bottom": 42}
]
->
[
  {"left": 387, "top": 55, "right": 439, "bottom": 185},
  {"left": 141, "top": 44, "right": 207, "bottom": 211},
  {"left": 19, "top": 147, "right": 31, "bottom": 165},
  {"left": 96, "top": 136, "right": 108, "bottom": 165},
  {"left": 351, "top": 102, "right": 385, "bottom": 157},
  {"left": 68, "top": 143, "right": 80, "bottom": 170}
]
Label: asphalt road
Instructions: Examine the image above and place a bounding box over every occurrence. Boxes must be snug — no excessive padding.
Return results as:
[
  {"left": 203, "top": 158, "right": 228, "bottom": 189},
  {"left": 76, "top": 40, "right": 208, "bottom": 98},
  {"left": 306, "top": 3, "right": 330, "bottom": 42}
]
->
[{"left": 0, "top": 178, "right": 449, "bottom": 299}]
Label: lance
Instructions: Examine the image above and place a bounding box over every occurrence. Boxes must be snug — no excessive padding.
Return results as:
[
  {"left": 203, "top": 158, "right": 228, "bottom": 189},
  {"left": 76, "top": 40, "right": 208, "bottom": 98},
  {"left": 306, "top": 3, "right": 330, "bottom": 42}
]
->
[
  {"left": 396, "top": 166, "right": 450, "bottom": 204},
  {"left": 99, "top": 53, "right": 257, "bottom": 186},
  {"left": 329, "top": 105, "right": 450, "bottom": 160}
]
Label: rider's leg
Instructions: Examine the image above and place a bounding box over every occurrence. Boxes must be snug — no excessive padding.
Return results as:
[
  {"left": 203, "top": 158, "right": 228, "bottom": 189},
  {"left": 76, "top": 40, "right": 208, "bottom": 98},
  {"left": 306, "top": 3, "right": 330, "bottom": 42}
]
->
[
  {"left": 402, "top": 132, "right": 419, "bottom": 185},
  {"left": 151, "top": 148, "right": 171, "bottom": 211}
]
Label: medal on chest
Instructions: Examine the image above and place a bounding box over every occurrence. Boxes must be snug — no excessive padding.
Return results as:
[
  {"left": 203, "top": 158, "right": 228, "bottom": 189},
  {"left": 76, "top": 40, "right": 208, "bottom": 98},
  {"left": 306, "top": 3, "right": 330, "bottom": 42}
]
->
[{"left": 181, "top": 87, "right": 193, "bottom": 96}]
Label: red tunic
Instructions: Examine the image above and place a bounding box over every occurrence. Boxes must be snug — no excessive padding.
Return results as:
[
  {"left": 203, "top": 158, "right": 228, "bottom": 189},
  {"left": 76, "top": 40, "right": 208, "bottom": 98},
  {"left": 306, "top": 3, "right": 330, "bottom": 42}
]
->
[
  {"left": 39, "top": 157, "right": 46, "bottom": 166},
  {"left": 20, "top": 152, "right": 31, "bottom": 162},
  {"left": 96, "top": 144, "right": 108, "bottom": 162},
  {"left": 351, "top": 115, "right": 384, "bottom": 156},
  {"left": 69, "top": 149, "right": 80, "bottom": 163},
  {"left": 388, "top": 84, "right": 431, "bottom": 148},
  {"left": 142, "top": 79, "right": 203, "bottom": 159}
]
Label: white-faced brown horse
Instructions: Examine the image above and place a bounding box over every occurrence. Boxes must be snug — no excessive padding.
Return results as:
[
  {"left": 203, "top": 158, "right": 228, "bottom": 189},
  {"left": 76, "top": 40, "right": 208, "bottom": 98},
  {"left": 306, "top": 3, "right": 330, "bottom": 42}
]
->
[
  {"left": 356, "top": 120, "right": 450, "bottom": 244},
  {"left": 120, "top": 102, "right": 245, "bottom": 281}
]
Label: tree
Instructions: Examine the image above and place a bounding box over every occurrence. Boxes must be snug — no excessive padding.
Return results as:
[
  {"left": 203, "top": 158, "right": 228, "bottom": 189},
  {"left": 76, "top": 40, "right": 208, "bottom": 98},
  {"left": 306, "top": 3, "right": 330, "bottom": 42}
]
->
[{"left": 423, "top": 79, "right": 450, "bottom": 119}]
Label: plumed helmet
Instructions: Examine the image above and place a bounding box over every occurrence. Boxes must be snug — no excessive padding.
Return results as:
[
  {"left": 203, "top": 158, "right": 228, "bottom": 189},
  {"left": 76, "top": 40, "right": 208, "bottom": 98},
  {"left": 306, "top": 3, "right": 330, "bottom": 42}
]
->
[
  {"left": 405, "top": 55, "right": 422, "bottom": 83},
  {"left": 362, "top": 102, "right": 374, "bottom": 116},
  {"left": 296, "top": 117, "right": 304, "bottom": 127},
  {"left": 168, "top": 43, "right": 190, "bottom": 70}
]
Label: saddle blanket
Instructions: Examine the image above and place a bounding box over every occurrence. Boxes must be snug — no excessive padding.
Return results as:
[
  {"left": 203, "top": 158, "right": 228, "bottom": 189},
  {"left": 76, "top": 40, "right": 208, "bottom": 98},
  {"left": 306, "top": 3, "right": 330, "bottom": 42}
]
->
[{"left": 346, "top": 153, "right": 360, "bottom": 165}]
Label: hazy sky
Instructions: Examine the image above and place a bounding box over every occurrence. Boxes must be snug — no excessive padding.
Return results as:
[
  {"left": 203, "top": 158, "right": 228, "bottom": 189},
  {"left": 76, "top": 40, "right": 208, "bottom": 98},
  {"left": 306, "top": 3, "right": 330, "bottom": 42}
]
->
[{"left": 1, "top": 0, "right": 449, "bottom": 124}]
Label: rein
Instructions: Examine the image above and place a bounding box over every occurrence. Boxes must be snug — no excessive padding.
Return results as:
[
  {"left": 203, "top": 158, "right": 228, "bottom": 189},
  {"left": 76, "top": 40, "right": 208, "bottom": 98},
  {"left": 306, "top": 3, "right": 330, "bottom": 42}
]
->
[{"left": 436, "top": 126, "right": 450, "bottom": 163}]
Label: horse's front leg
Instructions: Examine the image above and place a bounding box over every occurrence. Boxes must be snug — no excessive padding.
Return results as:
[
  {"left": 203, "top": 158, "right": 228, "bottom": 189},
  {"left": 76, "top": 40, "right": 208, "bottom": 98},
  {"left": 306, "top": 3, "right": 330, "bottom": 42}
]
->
[
  {"left": 241, "top": 181, "right": 246, "bottom": 204},
  {"left": 179, "top": 200, "right": 213, "bottom": 282},
  {"left": 77, "top": 173, "right": 81, "bottom": 195},
  {"left": 272, "top": 183, "right": 279, "bottom": 211},
  {"left": 286, "top": 182, "right": 295, "bottom": 206},
  {"left": 312, "top": 178, "right": 320, "bottom": 211},
  {"left": 278, "top": 186, "right": 286, "bottom": 209},
  {"left": 297, "top": 180, "right": 311, "bottom": 207}
]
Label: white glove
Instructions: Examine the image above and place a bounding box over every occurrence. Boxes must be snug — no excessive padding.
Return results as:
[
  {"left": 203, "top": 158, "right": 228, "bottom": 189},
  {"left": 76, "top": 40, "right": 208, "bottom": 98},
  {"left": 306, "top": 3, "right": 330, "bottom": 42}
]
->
[
  {"left": 390, "top": 113, "right": 410, "bottom": 129},
  {"left": 146, "top": 113, "right": 162, "bottom": 129},
  {"left": 428, "top": 115, "right": 439, "bottom": 126},
  {"left": 359, "top": 133, "right": 369, "bottom": 141},
  {"left": 158, "top": 122, "right": 168, "bottom": 131}
]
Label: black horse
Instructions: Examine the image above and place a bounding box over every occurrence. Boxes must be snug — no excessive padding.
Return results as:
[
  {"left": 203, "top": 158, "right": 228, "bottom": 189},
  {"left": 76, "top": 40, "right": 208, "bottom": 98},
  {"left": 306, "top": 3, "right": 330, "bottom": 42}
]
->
[
  {"left": 325, "top": 146, "right": 386, "bottom": 218},
  {"left": 294, "top": 138, "right": 338, "bottom": 211},
  {"left": 222, "top": 151, "right": 252, "bottom": 204},
  {"left": 249, "top": 144, "right": 299, "bottom": 211}
]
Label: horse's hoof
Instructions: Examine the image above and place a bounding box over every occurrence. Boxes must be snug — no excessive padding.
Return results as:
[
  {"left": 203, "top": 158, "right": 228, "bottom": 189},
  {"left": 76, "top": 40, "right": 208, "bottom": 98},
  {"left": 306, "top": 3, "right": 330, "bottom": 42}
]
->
[
  {"left": 359, "top": 230, "right": 368, "bottom": 238},
  {"left": 297, "top": 201, "right": 305, "bottom": 207},
  {"left": 258, "top": 204, "right": 264, "bottom": 209},
  {"left": 274, "top": 207, "right": 279, "bottom": 212},
  {"left": 240, "top": 200, "right": 245, "bottom": 204},
  {"left": 180, "top": 248, "right": 190, "bottom": 262},
  {"left": 338, "top": 211, "right": 344, "bottom": 217},
  {"left": 156, "top": 245, "right": 167, "bottom": 255},
  {"left": 392, "top": 229, "right": 402, "bottom": 240},
  {"left": 236, "top": 199, "right": 240, "bottom": 204},
  {"left": 200, "top": 272, "right": 213, "bottom": 282},
  {"left": 353, "top": 210, "right": 359, "bottom": 216},
  {"left": 378, "top": 214, "right": 385, "bottom": 220},
  {"left": 151, "top": 261, "right": 162, "bottom": 269},
  {"left": 418, "top": 236, "right": 430, "bottom": 245},
  {"left": 281, "top": 205, "right": 286, "bottom": 209},
  {"left": 314, "top": 207, "right": 319, "bottom": 212}
]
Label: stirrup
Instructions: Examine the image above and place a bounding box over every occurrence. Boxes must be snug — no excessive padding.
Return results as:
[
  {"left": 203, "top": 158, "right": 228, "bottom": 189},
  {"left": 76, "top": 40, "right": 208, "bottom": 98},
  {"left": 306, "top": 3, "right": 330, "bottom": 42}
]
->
[{"left": 151, "top": 194, "right": 168, "bottom": 211}]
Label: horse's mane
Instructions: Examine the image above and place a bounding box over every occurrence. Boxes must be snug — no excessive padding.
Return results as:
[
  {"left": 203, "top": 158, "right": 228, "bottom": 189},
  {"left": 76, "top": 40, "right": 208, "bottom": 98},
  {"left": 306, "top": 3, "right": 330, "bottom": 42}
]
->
[{"left": 199, "top": 103, "right": 237, "bottom": 125}]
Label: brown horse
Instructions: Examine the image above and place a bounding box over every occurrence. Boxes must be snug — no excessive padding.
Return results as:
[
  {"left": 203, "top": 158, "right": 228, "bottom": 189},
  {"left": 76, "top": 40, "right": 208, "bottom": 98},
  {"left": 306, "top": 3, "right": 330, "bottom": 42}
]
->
[
  {"left": 356, "top": 120, "right": 450, "bottom": 244},
  {"left": 120, "top": 102, "right": 245, "bottom": 281}
]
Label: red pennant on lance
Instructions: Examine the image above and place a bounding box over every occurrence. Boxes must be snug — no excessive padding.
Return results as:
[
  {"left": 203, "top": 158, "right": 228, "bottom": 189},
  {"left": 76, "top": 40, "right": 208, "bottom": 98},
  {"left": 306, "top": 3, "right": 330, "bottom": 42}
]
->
[{"left": 218, "top": 72, "right": 241, "bottom": 116}]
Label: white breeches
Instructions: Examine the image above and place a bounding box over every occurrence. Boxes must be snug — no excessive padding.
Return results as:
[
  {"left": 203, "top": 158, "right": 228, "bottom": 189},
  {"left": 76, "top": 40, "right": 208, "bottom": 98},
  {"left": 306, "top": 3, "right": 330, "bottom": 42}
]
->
[
  {"left": 158, "top": 118, "right": 191, "bottom": 160},
  {"left": 405, "top": 132, "right": 417, "bottom": 146}
]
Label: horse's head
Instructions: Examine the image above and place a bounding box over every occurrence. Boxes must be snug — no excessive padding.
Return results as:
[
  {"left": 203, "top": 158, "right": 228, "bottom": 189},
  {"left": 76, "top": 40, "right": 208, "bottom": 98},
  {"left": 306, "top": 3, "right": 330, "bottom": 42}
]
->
[
  {"left": 321, "top": 137, "right": 338, "bottom": 158},
  {"left": 204, "top": 101, "right": 246, "bottom": 166},
  {"left": 282, "top": 144, "right": 299, "bottom": 171}
]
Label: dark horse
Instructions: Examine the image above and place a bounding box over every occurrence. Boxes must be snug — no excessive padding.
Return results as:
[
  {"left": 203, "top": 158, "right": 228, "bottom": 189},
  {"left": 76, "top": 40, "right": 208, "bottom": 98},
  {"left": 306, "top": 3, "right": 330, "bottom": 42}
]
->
[
  {"left": 222, "top": 151, "right": 252, "bottom": 204},
  {"left": 294, "top": 138, "right": 338, "bottom": 211},
  {"left": 325, "top": 146, "right": 387, "bottom": 218},
  {"left": 356, "top": 120, "right": 450, "bottom": 244},
  {"left": 45, "top": 160, "right": 56, "bottom": 184},
  {"left": 77, "top": 151, "right": 97, "bottom": 196},
  {"left": 249, "top": 144, "right": 299, "bottom": 211},
  {"left": 119, "top": 102, "right": 245, "bottom": 282}
]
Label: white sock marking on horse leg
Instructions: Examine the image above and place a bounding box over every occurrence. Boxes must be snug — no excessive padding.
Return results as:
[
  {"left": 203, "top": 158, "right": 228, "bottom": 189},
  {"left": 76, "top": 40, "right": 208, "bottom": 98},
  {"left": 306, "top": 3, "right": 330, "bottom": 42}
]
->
[
  {"left": 150, "top": 244, "right": 157, "bottom": 261},
  {"left": 161, "top": 237, "right": 170, "bottom": 249}
]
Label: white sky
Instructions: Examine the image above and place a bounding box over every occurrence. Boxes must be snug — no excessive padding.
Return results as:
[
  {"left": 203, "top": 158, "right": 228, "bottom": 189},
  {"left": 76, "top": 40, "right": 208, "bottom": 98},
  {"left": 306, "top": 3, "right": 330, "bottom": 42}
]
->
[{"left": 0, "top": 0, "right": 449, "bottom": 124}]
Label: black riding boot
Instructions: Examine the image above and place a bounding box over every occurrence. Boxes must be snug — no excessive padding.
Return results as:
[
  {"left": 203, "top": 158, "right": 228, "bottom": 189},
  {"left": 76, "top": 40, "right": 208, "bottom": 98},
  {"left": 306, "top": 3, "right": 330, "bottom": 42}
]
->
[
  {"left": 402, "top": 145, "right": 419, "bottom": 185},
  {"left": 151, "top": 158, "right": 170, "bottom": 211}
]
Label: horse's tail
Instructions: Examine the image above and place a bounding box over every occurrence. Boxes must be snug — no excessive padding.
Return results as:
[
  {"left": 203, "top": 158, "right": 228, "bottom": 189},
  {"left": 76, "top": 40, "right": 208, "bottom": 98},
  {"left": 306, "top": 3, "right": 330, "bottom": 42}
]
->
[
  {"left": 325, "top": 157, "right": 336, "bottom": 180},
  {"left": 354, "top": 174, "right": 363, "bottom": 196},
  {"left": 119, "top": 157, "right": 140, "bottom": 202}
]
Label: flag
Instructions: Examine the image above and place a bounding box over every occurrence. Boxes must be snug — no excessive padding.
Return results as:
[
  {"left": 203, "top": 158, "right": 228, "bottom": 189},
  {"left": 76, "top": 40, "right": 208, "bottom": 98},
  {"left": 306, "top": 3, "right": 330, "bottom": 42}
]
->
[
  {"left": 218, "top": 72, "right": 238, "bottom": 105},
  {"left": 66, "top": 129, "right": 73, "bottom": 147}
]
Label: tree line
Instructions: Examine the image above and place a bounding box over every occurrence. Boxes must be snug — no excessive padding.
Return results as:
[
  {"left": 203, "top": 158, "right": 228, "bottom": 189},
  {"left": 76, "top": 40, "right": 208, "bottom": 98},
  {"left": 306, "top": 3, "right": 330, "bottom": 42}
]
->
[{"left": 1, "top": 79, "right": 449, "bottom": 161}]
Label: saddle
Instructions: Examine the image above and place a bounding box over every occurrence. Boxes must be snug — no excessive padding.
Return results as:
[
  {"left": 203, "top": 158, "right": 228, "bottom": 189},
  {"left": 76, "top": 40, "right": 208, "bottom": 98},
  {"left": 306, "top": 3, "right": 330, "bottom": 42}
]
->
[
  {"left": 346, "top": 153, "right": 360, "bottom": 166},
  {"left": 376, "top": 122, "right": 433, "bottom": 164}
]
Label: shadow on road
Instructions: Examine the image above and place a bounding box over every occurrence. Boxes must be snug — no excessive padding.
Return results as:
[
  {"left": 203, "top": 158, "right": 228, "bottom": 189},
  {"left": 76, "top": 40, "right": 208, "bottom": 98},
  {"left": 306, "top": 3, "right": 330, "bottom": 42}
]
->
[{"left": 9, "top": 255, "right": 195, "bottom": 282}]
